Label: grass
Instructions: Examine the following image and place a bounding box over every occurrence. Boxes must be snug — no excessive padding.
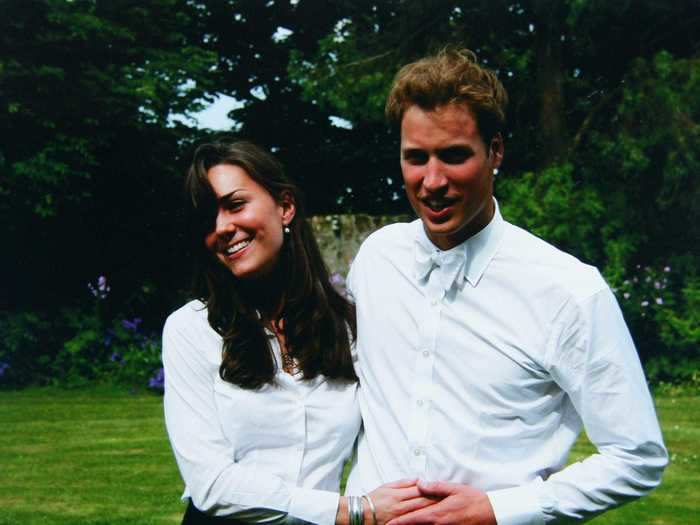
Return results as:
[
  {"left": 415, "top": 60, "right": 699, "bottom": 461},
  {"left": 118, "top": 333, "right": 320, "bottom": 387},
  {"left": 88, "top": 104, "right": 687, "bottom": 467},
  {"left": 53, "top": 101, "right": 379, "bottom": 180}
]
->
[
  {"left": 0, "top": 386, "right": 697, "bottom": 524},
  {"left": 0, "top": 386, "right": 182, "bottom": 525}
]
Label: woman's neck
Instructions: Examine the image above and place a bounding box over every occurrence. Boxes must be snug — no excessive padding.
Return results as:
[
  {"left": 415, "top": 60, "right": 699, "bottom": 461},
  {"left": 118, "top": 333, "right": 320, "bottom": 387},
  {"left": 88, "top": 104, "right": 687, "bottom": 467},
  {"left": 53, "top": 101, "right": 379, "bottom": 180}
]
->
[{"left": 238, "top": 267, "right": 287, "bottom": 324}]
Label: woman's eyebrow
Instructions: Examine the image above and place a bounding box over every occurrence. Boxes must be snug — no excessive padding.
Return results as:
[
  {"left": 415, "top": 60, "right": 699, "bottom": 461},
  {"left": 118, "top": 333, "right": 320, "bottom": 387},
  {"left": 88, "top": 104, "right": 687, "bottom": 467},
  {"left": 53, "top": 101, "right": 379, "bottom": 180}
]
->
[{"left": 217, "top": 189, "right": 243, "bottom": 204}]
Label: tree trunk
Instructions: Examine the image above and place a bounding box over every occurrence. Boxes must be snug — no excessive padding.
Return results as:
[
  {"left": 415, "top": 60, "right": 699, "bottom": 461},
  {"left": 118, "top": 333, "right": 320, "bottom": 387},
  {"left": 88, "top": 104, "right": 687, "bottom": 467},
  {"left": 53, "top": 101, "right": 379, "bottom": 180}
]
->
[{"left": 533, "top": 1, "right": 568, "bottom": 168}]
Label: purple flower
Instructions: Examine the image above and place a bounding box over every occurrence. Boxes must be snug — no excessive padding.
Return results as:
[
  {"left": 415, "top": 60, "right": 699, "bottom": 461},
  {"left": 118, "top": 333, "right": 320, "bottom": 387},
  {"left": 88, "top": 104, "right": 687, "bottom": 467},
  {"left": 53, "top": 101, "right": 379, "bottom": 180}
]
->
[
  {"left": 88, "top": 275, "right": 111, "bottom": 299},
  {"left": 641, "top": 300, "right": 649, "bottom": 307},
  {"left": 330, "top": 272, "right": 347, "bottom": 295},
  {"left": 121, "top": 317, "right": 142, "bottom": 331},
  {"left": 654, "top": 281, "right": 662, "bottom": 289},
  {"left": 0, "top": 361, "right": 9, "bottom": 377},
  {"left": 623, "top": 292, "right": 631, "bottom": 300},
  {"left": 664, "top": 266, "right": 671, "bottom": 273},
  {"left": 655, "top": 297, "right": 664, "bottom": 305},
  {"left": 148, "top": 367, "right": 165, "bottom": 390},
  {"left": 110, "top": 352, "right": 122, "bottom": 362}
]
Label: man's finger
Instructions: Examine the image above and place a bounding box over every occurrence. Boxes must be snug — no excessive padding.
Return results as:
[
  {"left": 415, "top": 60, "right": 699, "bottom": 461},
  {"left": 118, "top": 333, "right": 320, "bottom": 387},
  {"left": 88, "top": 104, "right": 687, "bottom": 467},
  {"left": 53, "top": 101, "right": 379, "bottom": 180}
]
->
[
  {"left": 395, "top": 486, "right": 422, "bottom": 500},
  {"left": 398, "top": 496, "right": 440, "bottom": 515},
  {"left": 387, "top": 506, "right": 435, "bottom": 525},
  {"left": 384, "top": 478, "right": 419, "bottom": 489},
  {"left": 417, "top": 480, "right": 459, "bottom": 497}
]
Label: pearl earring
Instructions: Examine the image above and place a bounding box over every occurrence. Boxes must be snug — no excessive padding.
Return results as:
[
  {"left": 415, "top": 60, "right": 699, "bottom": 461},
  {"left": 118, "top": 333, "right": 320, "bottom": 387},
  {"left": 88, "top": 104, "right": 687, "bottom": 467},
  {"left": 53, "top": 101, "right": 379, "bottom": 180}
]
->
[
  {"left": 284, "top": 226, "right": 290, "bottom": 234},
  {"left": 493, "top": 168, "right": 499, "bottom": 176}
]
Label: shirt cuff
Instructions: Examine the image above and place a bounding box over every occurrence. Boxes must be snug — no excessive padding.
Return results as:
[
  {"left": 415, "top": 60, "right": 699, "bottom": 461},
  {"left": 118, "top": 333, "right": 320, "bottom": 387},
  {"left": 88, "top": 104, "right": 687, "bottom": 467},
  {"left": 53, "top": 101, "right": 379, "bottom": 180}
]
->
[
  {"left": 486, "top": 480, "right": 545, "bottom": 525},
  {"left": 289, "top": 487, "right": 340, "bottom": 525}
]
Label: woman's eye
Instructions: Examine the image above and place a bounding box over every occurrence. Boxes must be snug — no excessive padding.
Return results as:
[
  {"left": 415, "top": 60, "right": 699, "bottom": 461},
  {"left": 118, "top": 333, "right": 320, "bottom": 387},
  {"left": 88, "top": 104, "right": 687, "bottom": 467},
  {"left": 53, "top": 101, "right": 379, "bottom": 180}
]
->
[{"left": 225, "top": 200, "right": 244, "bottom": 211}]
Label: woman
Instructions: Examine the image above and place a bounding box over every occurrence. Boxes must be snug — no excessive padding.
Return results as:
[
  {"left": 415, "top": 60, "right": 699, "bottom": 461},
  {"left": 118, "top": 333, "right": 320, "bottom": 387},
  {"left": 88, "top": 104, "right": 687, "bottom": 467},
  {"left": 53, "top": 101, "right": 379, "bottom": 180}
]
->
[{"left": 163, "top": 140, "right": 431, "bottom": 525}]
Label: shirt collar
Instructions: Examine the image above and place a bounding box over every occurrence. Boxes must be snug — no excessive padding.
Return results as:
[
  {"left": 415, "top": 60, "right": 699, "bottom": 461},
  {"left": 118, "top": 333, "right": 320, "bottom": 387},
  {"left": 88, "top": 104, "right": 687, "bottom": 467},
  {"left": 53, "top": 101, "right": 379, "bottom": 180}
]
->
[{"left": 414, "top": 198, "right": 505, "bottom": 288}]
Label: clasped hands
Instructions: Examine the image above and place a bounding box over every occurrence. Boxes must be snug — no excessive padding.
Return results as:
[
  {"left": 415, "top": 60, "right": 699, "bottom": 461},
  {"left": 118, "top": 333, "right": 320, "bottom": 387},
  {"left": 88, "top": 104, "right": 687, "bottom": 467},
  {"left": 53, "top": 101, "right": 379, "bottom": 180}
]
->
[{"left": 344, "top": 478, "right": 496, "bottom": 525}]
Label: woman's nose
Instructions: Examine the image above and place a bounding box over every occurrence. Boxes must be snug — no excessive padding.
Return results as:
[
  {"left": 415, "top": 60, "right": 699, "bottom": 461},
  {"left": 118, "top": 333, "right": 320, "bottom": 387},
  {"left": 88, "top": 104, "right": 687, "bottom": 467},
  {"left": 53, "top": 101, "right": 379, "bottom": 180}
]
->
[{"left": 214, "top": 210, "right": 235, "bottom": 237}]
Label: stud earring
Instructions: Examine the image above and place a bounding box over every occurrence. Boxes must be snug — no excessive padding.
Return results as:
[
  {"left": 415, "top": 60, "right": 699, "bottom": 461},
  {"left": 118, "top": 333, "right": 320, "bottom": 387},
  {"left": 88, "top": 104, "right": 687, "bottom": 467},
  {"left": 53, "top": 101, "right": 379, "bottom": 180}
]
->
[{"left": 283, "top": 226, "right": 291, "bottom": 234}]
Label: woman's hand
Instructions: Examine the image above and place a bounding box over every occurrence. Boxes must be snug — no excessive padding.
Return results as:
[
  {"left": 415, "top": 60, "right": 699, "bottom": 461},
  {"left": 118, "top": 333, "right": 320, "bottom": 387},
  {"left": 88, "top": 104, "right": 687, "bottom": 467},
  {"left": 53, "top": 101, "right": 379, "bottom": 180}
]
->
[
  {"left": 368, "top": 478, "right": 439, "bottom": 525},
  {"left": 337, "top": 479, "right": 440, "bottom": 525}
]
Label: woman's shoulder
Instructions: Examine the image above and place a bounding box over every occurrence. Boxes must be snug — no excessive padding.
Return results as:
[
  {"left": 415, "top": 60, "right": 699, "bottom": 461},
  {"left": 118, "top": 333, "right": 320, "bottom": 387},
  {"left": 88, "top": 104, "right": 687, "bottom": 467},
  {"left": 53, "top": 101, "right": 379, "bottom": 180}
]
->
[
  {"left": 166, "top": 299, "right": 208, "bottom": 325},
  {"left": 163, "top": 299, "right": 215, "bottom": 341},
  {"left": 162, "top": 299, "right": 222, "bottom": 368}
]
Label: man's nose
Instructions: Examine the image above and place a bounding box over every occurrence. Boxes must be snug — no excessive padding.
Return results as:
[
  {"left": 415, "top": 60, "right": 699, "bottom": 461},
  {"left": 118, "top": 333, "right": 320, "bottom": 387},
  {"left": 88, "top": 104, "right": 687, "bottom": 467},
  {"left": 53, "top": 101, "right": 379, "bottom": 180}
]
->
[{"left": 423, "top": 157, "right": 448, "bottom": 192}]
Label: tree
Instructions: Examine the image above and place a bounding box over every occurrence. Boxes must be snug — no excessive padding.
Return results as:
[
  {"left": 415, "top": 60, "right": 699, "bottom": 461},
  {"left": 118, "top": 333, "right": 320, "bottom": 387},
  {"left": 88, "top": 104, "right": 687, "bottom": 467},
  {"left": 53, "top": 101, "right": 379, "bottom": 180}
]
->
[{"left": 0, "top": 0, "right": 217, "bottom": 312}]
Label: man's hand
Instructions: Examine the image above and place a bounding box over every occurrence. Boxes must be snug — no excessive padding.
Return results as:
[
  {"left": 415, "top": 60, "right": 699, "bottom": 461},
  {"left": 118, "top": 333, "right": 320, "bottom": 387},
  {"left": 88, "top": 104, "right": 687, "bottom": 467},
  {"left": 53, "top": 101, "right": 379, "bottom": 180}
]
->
[{"left": 386, "top": 481, "right": 496, "bottom": 525}]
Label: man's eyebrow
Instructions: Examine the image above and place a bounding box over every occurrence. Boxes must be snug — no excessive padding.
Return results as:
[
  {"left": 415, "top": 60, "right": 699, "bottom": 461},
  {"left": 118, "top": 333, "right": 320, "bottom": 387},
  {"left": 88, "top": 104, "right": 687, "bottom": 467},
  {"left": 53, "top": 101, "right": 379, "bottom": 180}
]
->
[{"left": 436, "top": 145, "right": 473, "bottom": 153}]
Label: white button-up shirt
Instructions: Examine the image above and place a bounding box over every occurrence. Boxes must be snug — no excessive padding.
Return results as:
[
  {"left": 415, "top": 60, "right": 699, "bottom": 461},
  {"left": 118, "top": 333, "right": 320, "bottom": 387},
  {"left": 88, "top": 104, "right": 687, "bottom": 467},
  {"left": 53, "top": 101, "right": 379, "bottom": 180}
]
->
[
  {"left": 163, "top": 300, "right": 361, "bottom": 525},
  {"left": 345, "top": 202, "right": 667, "bottom": 524}
]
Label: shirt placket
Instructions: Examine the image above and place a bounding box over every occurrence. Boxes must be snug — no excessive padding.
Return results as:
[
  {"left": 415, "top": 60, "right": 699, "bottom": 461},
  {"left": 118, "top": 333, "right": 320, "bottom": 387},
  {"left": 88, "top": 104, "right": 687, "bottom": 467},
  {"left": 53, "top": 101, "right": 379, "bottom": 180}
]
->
[
  {"left": 408, "top": 269, "right": 443, "bottom": 476},
  {"left": 274, "top": 343, "right": 307, "bottom": 486}
]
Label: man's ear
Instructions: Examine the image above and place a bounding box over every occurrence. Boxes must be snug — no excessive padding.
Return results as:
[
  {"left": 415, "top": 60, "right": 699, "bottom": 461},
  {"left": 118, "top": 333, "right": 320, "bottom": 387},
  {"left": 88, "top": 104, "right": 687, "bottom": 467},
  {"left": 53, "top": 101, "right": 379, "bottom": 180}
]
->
[
  {"left": 490, "top": 133, "right": 504, "bottom": 168},
  {"left": 279, "top": 190, "right": 297, "bottom": 226}
]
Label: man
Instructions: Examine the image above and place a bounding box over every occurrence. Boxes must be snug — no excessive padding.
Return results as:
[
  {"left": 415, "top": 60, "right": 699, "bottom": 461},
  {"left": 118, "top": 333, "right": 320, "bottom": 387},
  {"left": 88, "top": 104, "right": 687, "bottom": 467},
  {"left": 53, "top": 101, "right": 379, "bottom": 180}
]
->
[{"left": 345, "top": 48, "right": 667, "bottom": 525}]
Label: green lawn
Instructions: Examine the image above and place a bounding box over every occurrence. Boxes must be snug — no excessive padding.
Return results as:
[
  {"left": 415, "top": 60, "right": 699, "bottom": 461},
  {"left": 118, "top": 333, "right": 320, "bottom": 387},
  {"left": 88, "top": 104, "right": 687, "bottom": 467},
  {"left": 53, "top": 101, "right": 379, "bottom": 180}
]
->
[{"left": 0, "top": 386, "right": 696, "bottom": 524}]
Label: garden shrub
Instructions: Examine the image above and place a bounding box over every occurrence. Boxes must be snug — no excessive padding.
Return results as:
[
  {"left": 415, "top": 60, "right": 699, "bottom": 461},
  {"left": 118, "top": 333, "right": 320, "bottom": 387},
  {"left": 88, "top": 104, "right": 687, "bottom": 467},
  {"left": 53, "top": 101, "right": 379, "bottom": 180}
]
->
[{"left": 0, "top": 310, "right": 54, "bottom": 388}]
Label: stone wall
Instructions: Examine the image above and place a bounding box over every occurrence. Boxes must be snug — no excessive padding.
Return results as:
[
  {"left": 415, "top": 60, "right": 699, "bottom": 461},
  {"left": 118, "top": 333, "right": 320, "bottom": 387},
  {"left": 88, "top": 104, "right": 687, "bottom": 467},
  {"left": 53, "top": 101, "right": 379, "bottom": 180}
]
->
[{"left": 310, "top": 214, "right": 412, "bottom": 278}]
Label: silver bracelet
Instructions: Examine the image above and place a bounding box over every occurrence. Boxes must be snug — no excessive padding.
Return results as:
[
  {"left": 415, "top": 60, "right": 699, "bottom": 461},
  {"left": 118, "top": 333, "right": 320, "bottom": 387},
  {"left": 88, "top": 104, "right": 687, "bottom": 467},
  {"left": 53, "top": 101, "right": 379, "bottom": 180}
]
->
[
  {"left": 348, "top": 495, "right": 364, "bottom": 525},
  {"left": 362, "top": 495, "right": 377, "bottom": 525}
]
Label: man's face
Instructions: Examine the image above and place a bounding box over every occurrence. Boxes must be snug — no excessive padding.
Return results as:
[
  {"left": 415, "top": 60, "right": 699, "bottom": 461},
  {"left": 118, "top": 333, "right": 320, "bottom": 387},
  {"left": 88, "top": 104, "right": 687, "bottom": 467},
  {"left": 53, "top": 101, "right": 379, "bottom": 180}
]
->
[{"left": 400, "top": 103, "right": 503, "bottom": 250}]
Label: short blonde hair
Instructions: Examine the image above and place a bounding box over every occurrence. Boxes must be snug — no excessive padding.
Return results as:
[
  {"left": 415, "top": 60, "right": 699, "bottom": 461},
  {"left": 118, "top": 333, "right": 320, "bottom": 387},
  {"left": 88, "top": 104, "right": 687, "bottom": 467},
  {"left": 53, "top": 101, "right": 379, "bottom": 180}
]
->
[{"left": 385, "top": 47, "right": 508, "bottom": 144}]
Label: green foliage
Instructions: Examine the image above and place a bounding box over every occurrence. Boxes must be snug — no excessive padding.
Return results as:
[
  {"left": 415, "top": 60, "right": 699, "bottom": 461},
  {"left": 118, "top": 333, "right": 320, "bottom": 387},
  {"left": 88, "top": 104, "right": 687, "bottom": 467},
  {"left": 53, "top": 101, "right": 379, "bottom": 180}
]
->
[
  {"left": 105, "top": 320, "right": 162, "bottom": 388},
  {"left": 498, "top": 163, "right": 606, "bottom": 263},
  {"left": 608, "top": 263, "right": 700, "bottom": 386},
  {"left": 1, "top": 277, "right": 162, "bottom": 390},
  {"left": 660, "top": 278, "right": 700, "bottom": 352},
  {"left": 54, "top": 305, "right": 162, "bottom": 389},
  {"left": 0, "top": 311, "right": 55, "bottom": 388},
  {"left": 288, "top": 28, "right": 394, "bottom": 124}
]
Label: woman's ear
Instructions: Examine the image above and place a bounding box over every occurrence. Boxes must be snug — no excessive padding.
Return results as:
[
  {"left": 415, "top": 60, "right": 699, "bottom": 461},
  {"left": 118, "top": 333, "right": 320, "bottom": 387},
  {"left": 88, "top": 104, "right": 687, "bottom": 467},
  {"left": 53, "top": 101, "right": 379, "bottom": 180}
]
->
[{"left": 279, "top": 190, "right": 296, "bottom": 226}]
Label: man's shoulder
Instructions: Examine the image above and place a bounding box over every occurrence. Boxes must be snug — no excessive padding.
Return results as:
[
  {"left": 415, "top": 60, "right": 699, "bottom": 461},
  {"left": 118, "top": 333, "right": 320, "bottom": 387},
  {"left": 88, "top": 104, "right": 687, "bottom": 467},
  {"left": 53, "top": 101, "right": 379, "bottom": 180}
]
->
[
  {"left": 501, "top": 221, "right": 607, "bottom": 301},
  {"left": 356, "top": 220, "right": 416, "bottom": 259}
]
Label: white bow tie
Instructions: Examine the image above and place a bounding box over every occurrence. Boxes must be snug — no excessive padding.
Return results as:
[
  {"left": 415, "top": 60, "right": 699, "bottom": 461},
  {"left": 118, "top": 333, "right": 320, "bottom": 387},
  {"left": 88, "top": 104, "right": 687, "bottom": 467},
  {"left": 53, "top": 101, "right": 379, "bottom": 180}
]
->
[{"left": 414, "top": 240, "right": 467, "bottom": 293}]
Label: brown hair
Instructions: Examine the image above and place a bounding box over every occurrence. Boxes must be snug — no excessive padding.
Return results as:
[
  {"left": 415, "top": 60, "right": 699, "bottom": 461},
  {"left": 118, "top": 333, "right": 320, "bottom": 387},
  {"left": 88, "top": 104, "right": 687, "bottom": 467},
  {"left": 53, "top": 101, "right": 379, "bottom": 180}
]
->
[
  {"left": 386, "top": 47, "right": 508, "bottom": 145},
  {"left": 185, "top": 139, "right": 357, "bottom": 389}
]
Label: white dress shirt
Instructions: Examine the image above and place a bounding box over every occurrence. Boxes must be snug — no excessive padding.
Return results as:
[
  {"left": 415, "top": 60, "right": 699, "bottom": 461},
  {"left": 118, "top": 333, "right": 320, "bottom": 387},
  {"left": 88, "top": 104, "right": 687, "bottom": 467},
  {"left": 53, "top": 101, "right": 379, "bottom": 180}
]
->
[
  {"left": 163, "top": 300, "right": 361, "bottom": 525},
  {"left": 345, "top": 201, "right": 667, "bottom": 524}
]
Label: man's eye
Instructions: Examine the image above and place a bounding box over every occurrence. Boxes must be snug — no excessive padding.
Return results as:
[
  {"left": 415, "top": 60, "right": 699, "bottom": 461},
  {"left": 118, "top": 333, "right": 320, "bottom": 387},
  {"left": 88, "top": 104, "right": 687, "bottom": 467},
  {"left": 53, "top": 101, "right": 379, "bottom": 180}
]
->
[
  {"left": 438, "top": 148, "right": 472, "bottom": 164},
  {"left": 403, "top": 151, "right": 428, "bottom": 165}
]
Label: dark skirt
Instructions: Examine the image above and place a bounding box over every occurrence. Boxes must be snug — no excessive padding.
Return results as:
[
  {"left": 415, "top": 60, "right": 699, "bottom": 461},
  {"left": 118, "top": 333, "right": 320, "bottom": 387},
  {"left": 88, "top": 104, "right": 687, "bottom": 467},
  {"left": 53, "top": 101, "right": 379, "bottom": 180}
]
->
[{"left": 181, "top": 500, "right": 248, "bottom": 524}]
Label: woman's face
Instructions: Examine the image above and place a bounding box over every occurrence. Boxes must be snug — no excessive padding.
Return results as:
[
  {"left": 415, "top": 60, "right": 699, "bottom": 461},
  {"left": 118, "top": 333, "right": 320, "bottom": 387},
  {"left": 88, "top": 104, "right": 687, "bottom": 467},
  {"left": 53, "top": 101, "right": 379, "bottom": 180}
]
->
[{"left": 204, "top": 164, "right": 295, "bottom": 280}]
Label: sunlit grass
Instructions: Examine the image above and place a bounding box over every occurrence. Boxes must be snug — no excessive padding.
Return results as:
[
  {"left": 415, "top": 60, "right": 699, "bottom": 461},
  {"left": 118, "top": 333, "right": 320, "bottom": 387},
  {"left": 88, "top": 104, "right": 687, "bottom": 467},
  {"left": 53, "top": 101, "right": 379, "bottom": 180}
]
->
[
  {"left": 0, "top": 386, "right": 182, "bottom": 525},
  {"left": 0, "top": 386, "right": 696, "bottom": 524}
]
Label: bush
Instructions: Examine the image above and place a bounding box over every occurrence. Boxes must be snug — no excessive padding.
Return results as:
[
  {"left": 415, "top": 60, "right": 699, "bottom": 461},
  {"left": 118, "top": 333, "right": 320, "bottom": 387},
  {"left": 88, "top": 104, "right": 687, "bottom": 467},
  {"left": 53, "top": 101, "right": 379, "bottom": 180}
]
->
[
  {"left": 0, "top": 310, "right": 54, "bottom": 388},
  {"left": 611, "top": 262, "right": 700, "bottom": 385}
]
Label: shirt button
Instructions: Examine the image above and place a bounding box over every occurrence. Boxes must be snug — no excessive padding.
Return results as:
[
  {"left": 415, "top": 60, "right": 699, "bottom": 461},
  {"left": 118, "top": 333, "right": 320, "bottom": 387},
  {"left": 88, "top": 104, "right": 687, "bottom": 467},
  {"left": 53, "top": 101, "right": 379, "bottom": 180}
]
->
[
  {"left": 413, "top": 448, "right": 422, "bottom": 456},
  {"left": 430, "top": 299, "right": 438, "bottom": 306},
  {"left": 416, "top": 399, "right": 424, "bottom": 406},
  {"left": 422, "top": 350, "right": 430, "bottom": 358}
]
